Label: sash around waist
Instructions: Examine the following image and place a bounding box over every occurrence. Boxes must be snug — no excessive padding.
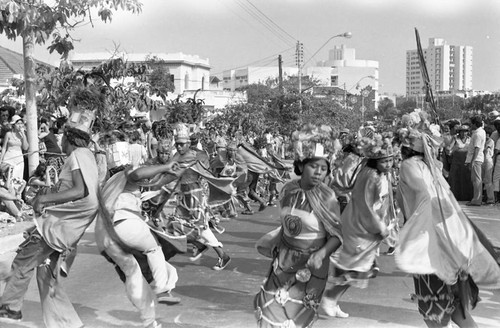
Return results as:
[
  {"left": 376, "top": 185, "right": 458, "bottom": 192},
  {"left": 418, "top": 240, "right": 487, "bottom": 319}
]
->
[{"left": 281, "top": 233, "right": 326, "bottom": 253}]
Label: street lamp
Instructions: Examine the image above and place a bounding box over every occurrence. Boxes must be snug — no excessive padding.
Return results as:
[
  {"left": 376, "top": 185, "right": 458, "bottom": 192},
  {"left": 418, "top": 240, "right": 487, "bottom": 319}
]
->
[
  {"left": 298, "top": 32, "right": 352, "bottom": 94},
  {"left": 302, "top": 32, "right": 352, "bottom": 68},
  {"left": 347, "top": 75, "right": 376, "bottom": 93},
  {"left": 344, "top": 75, "right": 375, "bottom": 111}
]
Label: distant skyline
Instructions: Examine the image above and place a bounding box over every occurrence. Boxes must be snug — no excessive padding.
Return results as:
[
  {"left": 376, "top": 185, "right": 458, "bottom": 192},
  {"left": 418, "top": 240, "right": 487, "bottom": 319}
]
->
[{"left": 0, "top": 0, "right": 499, "bottom": 95}]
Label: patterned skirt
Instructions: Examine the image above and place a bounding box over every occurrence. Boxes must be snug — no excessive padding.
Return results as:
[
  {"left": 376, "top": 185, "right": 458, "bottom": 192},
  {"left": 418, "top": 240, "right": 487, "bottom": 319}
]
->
[
  {"left": 254, "top": 237, "right": 328, "bottom": 328},
  {"left": 413, "top": 274, "right": 457, "bottom": 326}
]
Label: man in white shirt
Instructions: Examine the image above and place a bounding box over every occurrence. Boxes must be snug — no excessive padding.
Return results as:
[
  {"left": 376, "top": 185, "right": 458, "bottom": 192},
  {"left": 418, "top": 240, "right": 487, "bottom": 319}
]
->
[{"left": 465, "top": 116, "right": 486, "bottom": 206}]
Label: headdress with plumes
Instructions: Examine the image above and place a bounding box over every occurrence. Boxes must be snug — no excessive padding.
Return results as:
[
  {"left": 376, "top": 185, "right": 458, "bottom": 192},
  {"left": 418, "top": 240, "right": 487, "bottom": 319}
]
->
[
  {"left": 357, "top": 125, "right": 375, "bottom": 139},
  {"left": 67, "top": 109, "right": 95, "bottom": 134},
  {"left": 399, "top": 109, "right": 443, "bottom": 154},
  {"left": 292, "top": 124, "right": 335, "bottom": 161},
  {"left": 174, "top": 123, "right": 190, "bottom": 143},
  {"left": 66, "top": 86, "right": 104, "bottom": 133},
  {"left": 358, "top": 133, "right": 394, "bottom": 159}
]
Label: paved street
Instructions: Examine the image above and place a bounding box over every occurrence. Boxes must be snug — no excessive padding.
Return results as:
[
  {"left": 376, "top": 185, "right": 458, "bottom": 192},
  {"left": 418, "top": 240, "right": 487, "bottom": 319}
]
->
[{"left": 0, "top": 201, "right": 499, "bottom": 328}]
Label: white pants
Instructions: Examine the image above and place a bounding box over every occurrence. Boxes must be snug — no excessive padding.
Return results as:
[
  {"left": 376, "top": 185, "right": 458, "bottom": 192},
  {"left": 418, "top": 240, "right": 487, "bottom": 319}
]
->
[
  {"left": 96, "top": 216, "right": 178, "bottom": 327},
  {"left": 113, "top": 217, "right": 178, "bottom": 293}
]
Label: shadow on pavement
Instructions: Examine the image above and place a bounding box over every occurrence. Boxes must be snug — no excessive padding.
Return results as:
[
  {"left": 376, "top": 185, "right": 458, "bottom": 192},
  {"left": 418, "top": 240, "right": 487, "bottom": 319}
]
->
[
  {"left": 317, "top": 300, "right": 422, "bottom": 327},
  {"left": 174, "top": 284, "right": 255, "bottom": 312}
]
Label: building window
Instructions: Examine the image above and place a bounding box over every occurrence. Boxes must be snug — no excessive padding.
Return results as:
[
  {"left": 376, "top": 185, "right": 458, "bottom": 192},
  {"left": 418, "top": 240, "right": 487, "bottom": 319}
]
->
[
  {"left": 185, "top": 73, "right": 189, "bottom": 90},
  {"left": 201, "top": 76, "right": 205, "bottom": 90}
]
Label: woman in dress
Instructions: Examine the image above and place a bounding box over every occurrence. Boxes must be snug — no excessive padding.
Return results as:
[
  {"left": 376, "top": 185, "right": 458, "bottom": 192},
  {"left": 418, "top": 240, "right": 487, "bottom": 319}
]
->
[
  {"left": 395, "top": 124, "right": 500, "bottom": 328},
  {"left": 321, "top": 134, "right": 396, "bottom": 318},
  {"left": 254, "top": 128, "right": 342, "bottom": 328},
  {"left": 0, "top": 115, "right": 29, "bottom": 184}
]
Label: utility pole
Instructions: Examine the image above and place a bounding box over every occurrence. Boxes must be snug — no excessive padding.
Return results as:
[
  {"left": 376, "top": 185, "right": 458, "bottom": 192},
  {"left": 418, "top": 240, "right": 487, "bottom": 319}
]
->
[
  {"left": 343, "top": 83, "right": 347, "bottom": 110},
  {"left": 296, "top": 41, "right": 303, "bottom": 94},
  {"left": 278, "top": 54, "right": 283, "bottom": 110},
  {"left": 278, "top": 54, "right": 283, "bottom": 93}
]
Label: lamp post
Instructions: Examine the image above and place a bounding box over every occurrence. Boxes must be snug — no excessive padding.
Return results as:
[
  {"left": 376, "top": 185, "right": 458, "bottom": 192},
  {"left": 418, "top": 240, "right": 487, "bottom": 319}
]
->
[
  {"left": 344, "top": 75, "right": 375, "bottom": 113},
  {"left": 298, "top": 32, "right": 352, "bottom": 94}
]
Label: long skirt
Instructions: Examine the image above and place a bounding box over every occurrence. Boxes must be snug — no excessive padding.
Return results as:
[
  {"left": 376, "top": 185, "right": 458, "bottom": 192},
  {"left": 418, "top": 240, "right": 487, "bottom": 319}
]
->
[
  {"left": 254, "top": 238, "right": 328, "bottom": 328},
  {"left": 413, "top": 274, "right": 479, "bottom": 326}
]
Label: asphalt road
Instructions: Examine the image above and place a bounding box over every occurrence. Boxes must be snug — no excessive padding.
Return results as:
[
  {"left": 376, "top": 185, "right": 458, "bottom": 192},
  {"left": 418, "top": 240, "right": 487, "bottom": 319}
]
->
[{"left": 0, "top": 200, "right": 499, "bottom": 328}]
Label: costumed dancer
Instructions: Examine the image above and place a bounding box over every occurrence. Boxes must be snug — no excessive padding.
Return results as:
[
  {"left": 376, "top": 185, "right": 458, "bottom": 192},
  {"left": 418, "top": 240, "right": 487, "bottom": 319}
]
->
[
  {"left": 237, "top": 141, "right": 289, "bottom": 214},
  {"left": 96, "top": 160, "right": 182, "bottom": 328},
  {"left": 246, "top": 137, "right": 269, "bottom": 212},
  {"left": 0, "top": 96, "right": 99, "bottom": 328},
  {"left": 254, "top": 124, "right": 342, "bottom": 328},
  {"left": 329, "top": 130, "right": 365, "bottom": 214},
  {"left": 395, "top": 118, "right": 500, "bottom": 328},
  {"left": 216, "top": 141, "right": 249, "bottom": 219},
  {"left": 263, "top": 142, "right": 290, "bottom": 207},
  {"left": 171, "top": 124, "right": 232, "bottom": 271},
  {"left": 322, "top": 134, "right": 396, "bottom": 318}
]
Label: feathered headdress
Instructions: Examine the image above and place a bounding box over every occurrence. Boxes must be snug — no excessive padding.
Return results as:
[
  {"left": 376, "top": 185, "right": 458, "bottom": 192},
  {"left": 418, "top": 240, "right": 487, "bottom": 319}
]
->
[
  {"left": 292, "top": 124, "right": 334, "bottom": 161},
  {"left": 358, "top": 133, "right": 394, "bottom": 159},
  {"left": 67, "top": 109, "right": 95, "bottom": 134},
  {"left": 400, "top": 109, "right": 443, "bottom": 153},
  {"left": 174, "top": 123, "right": 190, "bottom": 143}
]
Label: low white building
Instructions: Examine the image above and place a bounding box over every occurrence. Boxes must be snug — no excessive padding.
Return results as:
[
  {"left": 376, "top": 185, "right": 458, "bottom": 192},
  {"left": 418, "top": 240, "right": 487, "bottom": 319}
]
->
[
  {"left": 69, "top": 51, "right": 247, "bottom": 120},
  {"left": 69, "top": 52, "right": 211, "bottom": 94}
]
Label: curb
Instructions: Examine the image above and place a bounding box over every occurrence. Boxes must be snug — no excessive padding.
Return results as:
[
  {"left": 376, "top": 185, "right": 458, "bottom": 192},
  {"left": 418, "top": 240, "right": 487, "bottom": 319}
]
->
[{"left": 0, "top": 233, "right": 24, "bottom": 255}]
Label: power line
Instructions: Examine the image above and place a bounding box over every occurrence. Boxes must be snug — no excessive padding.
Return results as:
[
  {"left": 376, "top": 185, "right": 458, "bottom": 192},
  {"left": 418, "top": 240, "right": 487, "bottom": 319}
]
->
[
  {"left": 234, "top": 0, "right": 292, "bottom": 47},
  {"left": 210, "top": 47, "right": 295, "bottom": 76},
  {"left": 234, "top": 0, "right": 295, "bottom": 48},
  {"left": 215, "top": 0, "right": 287, "bottom": 48},
  {"left": 244, "top": 0, "right": 296, "bottom": 43}
]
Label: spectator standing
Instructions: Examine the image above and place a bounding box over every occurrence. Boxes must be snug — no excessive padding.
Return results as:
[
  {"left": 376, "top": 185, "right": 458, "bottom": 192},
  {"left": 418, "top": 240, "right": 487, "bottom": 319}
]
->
[
  {"left": 492, "top": 120, "right": 500, "bottom": 203},
  {"left": 128, "top": 130, "right": 148, "bottom": 167},
  {"left": 448, "top": 125, "right": 473, "bottom": 201},
  {"left": 483, "top": 126, "right": 495, "bottom": 204},
  {"left": 465, "top": 116, "right": 486, "bottom": 206},
  {"left": 39, "top": 118, "right": 64, "bottom": 175},
  {"left": 0, "top": 106, "right": 14, "bottom": 144},
  {"left": 0, "top": 115, "right": 29, "bottom": 185}
]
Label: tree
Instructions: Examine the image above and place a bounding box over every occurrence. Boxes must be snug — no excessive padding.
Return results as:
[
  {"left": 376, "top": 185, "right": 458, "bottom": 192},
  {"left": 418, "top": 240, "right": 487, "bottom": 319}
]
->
[
  {"left": 376, "top": 97, "right": 399, "bottom": 121},
  {"left": 209, "top": 77, "right": 365, "bottom": 139},
  {"left": 145, "top": 55, "right": 175, "bottom": 99},
  {"left": 0, "top": 0, "right": 142, "bottom": 173},
  {"left": 396, "top": 97, "right": 418, "bottom": 114}
]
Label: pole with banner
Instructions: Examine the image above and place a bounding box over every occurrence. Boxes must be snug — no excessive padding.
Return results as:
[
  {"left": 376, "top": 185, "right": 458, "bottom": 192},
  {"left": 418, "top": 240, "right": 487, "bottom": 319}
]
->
[{"left": 415, "top": 28, "right": 439, "bottom": 125}]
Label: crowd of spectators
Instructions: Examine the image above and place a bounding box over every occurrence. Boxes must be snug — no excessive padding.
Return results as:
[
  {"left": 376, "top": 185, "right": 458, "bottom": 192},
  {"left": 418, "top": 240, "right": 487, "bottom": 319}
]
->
[
  {"left": 0, "top": 105, "right": 67, "bottom": 224},
  {"left": 443, "top": 110, "right": 500, "bottom": 205}
]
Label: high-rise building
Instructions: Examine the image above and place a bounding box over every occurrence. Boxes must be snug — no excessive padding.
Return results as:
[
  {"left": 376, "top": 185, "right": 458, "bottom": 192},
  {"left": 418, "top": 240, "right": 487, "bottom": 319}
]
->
[{"left": 406, "top": 38, "right": 473, "bottom": 96}]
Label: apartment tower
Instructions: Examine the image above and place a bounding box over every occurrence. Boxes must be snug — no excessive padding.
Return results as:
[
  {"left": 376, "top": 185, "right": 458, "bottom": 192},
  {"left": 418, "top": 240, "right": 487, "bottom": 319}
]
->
[{"left": 406, "top": 38, "right": 473, "bottom": 96}]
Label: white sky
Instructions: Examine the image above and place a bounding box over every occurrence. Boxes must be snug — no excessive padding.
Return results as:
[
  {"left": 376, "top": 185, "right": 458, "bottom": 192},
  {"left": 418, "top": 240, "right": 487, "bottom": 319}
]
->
[{"left": 1, "top": 0, "right": 499, "bottom": 95}]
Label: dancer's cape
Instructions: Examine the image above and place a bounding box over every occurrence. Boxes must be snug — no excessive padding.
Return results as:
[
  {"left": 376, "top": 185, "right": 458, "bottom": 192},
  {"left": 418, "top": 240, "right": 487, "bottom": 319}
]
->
[{"left": 395, "top": 133, "right": 500, "bottom": 289}]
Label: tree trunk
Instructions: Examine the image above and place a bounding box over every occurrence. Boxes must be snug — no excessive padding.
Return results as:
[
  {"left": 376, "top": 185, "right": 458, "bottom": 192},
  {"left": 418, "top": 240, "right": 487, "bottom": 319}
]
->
[{"left": 23, "top": 32, "right": 39, "bottom": 175}]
